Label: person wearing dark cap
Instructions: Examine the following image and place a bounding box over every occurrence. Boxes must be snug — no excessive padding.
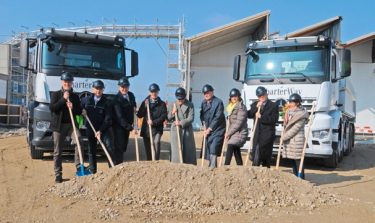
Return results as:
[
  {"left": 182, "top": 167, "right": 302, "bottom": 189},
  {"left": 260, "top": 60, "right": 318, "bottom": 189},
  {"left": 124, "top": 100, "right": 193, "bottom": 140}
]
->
[
  {"left": 137, "top": 83, "right": 167, "bottom": 160},
  {"left": 281, "top": 93, "right": 308, "bottom": 179},
  {"left": 247, "top": 86, "right": 279, "bottom": 168},
  {"left": 112, "top": 77, "right": 137, "bottom": 165},
  {"left": 224, "top": 88, "right": 248, "bottom": 166},
  {"left": 50, "top": 72, "right": 83, "bottom": 183},
  {"left": 81, "top": 80, "right": 112, "bottom": 173},
  {"left": 168, "top": 87, "right": 197, "bottom": 165},
  {"left": 200, "top": 84, "right": 226, "bottom": 168}
]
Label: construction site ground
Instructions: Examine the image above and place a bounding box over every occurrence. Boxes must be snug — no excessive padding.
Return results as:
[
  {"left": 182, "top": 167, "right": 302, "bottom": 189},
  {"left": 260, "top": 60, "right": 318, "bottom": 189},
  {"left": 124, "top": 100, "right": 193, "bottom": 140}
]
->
[{"left": 0, "top": 132, "right": 374, "bottom": 223}]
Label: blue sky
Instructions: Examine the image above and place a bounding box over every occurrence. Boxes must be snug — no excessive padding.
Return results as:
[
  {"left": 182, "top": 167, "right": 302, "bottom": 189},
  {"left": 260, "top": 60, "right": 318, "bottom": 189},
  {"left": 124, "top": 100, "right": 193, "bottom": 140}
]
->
[{"left": 1, "top": 0, "right": 374, "bottom": 100}]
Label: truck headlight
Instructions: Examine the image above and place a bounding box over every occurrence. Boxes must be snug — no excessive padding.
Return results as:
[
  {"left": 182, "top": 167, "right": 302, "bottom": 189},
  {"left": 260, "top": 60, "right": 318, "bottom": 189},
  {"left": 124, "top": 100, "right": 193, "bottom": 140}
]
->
[
  {"left": 36, "top": 121, "right": 50, "bottom": 132},
  {"left": 312, "top": 129, "right": 329, "bottom": 139}
]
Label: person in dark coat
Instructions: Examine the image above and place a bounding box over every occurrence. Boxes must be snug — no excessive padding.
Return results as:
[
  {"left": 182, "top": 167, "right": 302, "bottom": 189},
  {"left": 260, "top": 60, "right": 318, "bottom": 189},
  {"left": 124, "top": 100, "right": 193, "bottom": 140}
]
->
[
  {"left": 137, "top": 83, "right": 167, "bottom": 160},
  {"left": 224, "top": 88, "right": 248, "bottom": 166},
  {"left": 247, "top": 86, "right": 279, "bottom": 168},
  {"left": 81, "top": 80, "right": 112, "bottom": 173},
  {"left": 200, "top": 84, "right": 226, "bottom": 168},
  {"left": 168, "top": 87, "right": 197, "bottom": 165},
  {"left": 49, "top": 72, "right": 83, "bottom": 183},
  {"left": 111, "top": 77, "right": 137, "bottom": 165}
]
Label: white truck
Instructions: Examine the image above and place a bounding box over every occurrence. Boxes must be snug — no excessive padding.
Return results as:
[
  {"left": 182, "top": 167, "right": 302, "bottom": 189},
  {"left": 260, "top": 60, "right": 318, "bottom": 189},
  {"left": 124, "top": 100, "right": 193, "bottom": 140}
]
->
[
  {"left": 233, "top": 35, "right": 355, "bottom": 168},
  {"left": 19, "top": 28, "right": 139, "bottom": 159}
]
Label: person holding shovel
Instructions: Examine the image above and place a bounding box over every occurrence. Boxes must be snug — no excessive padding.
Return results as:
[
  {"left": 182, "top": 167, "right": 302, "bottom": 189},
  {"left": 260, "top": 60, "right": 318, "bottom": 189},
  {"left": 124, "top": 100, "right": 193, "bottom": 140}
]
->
[
  {"left": 137, "top": 83, "right": 167, "bottom": 161},
  {"left": 81, "top": 80, "right": 112, "bottom": 173},
  {"left": 50, "top": 72, "right": 83, "bottom": 183},
  {"left": 247, "top": 86, "right": 279, "bottom": 168},
  {"left": 200, "top": 84, "right": 226, "bottom": 168},
  {"left": 112, "top": 77, "right": 137, "bottom": 165},
  {"left": 168, "top": 87, "right": 197, "bottom": 165},
  {"left": 224, "top": 88, "right": 248, "bottom": 166},
  {"left": 281, "top": 93, "right": 309, "bottom": 179}
]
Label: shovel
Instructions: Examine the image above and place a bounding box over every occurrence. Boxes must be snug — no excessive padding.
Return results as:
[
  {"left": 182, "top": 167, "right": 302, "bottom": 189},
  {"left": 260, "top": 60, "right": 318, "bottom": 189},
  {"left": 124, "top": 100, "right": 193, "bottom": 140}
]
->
[
  {"left": 276, "top": 121, "right": 286, "bottom": 170},
  {"left": 244, "top": 106, "right": 261, "bottom": 166},
  {"left": 146, "top": 100, "right": 156, "bottom": 161},
  {"left": 67, "top": 99, "right": 90, "bottom": 176},
  {"left": 201, "top": 122, "right": 207, "bottom": 167},
  {"left": 218, "top": 118, "right": 230, "bottom": 167},
  {"left": 134, "top": 111, "right": 140, "bottom": 162},
  {"left": 84, "top": 115, "right": 115, "bottom": 168},
  {"left": 298, "top": 103, "right": 316, "bottom": 178},
  {"left": 173, "top": 103, "right": 184, "bottom": 164}
]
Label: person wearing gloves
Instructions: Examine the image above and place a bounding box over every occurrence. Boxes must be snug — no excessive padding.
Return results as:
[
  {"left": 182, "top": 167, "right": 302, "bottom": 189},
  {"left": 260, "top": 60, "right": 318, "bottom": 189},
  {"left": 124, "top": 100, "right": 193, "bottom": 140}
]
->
[
  {"left": 137, "top": 83, "right": 168, "bottom": 160},
  {"left": 168, "top": 87, "right": 197, "bottom": 165},
  {"left": 112, "top": 77, "right": 137, "bottom": 165},
  {"left": 224, "top": 88, "right": 248, "bottom": 166},
  {"left": 200, "top": 84, "right": 226, "bottom": 168},
  {"left": 281, "top": 93, "right": 309, "bottom": 179}
]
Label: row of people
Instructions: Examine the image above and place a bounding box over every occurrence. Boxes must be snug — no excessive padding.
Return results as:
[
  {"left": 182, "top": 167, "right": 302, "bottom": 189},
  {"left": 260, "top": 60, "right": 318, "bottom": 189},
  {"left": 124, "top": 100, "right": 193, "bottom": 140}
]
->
[{"left": 50, "top": 72, "right": 308, "bottom": 183}]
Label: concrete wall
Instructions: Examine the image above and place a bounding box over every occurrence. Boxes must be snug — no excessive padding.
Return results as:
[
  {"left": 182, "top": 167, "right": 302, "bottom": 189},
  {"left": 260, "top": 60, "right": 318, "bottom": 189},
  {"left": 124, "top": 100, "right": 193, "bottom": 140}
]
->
[
  {"left": 0, "top": 44, "right": 11, "bottom": 75},
  {"left": 347, "top": 40, "right": 375, "bottom": 131},
  {"left": 189, "top": 36, "right": 249, "bottom": 128}
]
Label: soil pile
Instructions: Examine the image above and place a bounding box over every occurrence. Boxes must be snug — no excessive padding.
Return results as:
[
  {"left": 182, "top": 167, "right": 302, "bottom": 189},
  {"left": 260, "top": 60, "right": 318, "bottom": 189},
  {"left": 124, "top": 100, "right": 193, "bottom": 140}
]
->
[{"left": 49, "top": 161, "right": 340, "bottom": 216}]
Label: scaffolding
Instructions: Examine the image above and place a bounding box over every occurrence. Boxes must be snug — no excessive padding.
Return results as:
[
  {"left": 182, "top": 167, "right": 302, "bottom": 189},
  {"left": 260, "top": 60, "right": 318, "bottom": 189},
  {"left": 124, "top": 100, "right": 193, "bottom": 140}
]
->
[{"left": 3, "top": 21, "right": 186, "bottom": 104}]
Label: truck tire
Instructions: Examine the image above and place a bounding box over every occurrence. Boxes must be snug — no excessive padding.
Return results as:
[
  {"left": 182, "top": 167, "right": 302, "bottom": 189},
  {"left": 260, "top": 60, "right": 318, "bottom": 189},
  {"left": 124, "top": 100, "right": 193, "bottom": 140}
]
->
[
  {"left": 30, "top": 144, "right": 44, "bottom": 159},
  {"left": 324, "top": 142, "right": 339, "bottom": 168}
]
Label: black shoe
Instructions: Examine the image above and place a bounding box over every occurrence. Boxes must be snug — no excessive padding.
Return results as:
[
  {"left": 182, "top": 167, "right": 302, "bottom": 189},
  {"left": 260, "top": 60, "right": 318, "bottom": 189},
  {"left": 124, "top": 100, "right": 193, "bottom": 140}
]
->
[{"left": 55, "top": 175, "right": 63, "bottom": 183}]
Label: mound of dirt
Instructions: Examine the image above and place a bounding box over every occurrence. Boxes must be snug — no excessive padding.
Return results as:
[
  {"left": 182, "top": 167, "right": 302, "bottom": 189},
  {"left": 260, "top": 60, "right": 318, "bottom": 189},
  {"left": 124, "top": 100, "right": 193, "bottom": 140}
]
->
[
  {"left": 48, "top": 161, "right": 340, "bottom": 217},
  {"left": 0, "top": 127, "right": 26, "bottom": 139}
]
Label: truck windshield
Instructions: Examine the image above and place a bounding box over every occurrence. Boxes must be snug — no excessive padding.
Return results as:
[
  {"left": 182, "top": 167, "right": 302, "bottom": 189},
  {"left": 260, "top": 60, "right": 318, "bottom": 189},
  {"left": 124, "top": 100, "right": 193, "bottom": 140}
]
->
[
  {"left": 41, "top": 39, "right": 125, "bottom": 78},
  {"left": 245, "top": 46, "right": 329, "bottom": 84}
]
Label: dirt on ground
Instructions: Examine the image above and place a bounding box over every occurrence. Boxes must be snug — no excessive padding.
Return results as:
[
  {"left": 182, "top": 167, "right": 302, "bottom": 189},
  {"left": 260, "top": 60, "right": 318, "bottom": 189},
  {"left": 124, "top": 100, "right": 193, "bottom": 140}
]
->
[{"left": 0, "top": 132, "right": 375, "bottom": 223}]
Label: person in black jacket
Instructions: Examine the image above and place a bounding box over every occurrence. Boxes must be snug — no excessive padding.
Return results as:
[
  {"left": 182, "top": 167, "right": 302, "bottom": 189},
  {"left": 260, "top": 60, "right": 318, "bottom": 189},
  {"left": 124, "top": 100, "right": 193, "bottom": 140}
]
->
[
  {"left": 112, "top": 77, "right": 137, "bottom": 165},
  {"left": 200, "top": 84, "right": 226, "bottom": 168},
  {"left": 81, "top": 80, "right": 112, "bottom": 173},
  {"left": 49, "top": 72, "right": 83, "bottom": 183},
  {"left": 137, "top": 83, "right": 167, "bottom": 160},
  {"left": 247, "top": 86, "right": 279, "bottom": 168}
]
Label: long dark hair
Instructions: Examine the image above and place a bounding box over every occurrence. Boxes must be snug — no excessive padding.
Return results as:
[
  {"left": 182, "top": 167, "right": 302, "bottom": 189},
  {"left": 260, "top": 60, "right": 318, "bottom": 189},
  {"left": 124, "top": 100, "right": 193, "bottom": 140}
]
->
[{"left": 228, "top": 96, "right": 243, "bottom": 103}]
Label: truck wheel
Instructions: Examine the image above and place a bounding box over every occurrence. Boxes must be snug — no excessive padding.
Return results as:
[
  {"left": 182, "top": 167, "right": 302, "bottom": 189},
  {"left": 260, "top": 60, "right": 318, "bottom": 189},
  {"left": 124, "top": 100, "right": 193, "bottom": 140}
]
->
[
  {"left": 30, "top": 144, "right": 43, "bottom": 159},
  {"left": 324, "top": 143, "right": 339, "bottom": 168}
]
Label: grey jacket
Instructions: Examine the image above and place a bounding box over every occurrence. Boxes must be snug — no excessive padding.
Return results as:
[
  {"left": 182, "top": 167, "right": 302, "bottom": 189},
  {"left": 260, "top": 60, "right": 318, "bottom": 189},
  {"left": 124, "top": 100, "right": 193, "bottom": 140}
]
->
[
  {"left": 227, "top": 102, "right": 248, "bottom": 147},
  {"left": 281, "top": 107, "right": 309, "bottom": 159},
  {"left": 168, "top": 100, "right": 197, "bottom": 165}
]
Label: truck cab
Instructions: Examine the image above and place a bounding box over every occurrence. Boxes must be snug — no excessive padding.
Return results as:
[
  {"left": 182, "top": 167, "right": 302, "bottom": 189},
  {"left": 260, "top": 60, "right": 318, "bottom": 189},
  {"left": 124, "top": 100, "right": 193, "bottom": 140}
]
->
[
  {"left": 20, "top": 28, "right": 139, "bottom": 159},
  {"left": 233, "top": 35, "right": 355, "bottom": 168}
]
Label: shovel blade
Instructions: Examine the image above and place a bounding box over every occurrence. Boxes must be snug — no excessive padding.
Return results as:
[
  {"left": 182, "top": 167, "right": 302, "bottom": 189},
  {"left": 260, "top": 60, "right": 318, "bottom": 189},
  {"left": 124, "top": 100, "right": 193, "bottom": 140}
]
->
[{"left": 76, "top": 165, "right": 91, "bottom": 176}]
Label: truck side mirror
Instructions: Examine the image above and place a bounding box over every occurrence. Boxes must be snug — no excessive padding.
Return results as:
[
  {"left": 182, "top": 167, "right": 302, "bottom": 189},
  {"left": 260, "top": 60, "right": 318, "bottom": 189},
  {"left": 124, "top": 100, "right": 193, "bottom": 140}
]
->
[
  {"left": 20, "top": 39, "right": 29, "bottom": 69},
  {"left": 233, "top": 55, "right": 241, "bottom": 81},
  {"left": 131, "top": 50, "right": 139, "bottom": 77},
  {"left": 338, "top": 49, "right": 351, "bottom": 78}
]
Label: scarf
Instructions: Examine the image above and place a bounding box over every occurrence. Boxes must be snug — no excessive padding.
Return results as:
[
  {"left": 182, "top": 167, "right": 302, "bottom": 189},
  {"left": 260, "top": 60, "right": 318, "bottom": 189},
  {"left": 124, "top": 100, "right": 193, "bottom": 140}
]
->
[{"left": 226, "top": 102, "right": 237, "bottom": 115}]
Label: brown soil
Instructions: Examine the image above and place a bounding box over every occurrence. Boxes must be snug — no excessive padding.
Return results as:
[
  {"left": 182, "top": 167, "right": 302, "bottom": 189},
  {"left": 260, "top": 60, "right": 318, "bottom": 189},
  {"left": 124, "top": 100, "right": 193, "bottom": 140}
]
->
[{"left": 0, "top": 133, "right": 374, "bottom": 223}]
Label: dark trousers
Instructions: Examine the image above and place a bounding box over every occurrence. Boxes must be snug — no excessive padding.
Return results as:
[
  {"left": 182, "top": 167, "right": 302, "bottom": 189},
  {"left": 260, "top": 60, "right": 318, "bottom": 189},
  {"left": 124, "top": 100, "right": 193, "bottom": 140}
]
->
[
  {"left": 113, "top": 127, "right": 130, "bottom": 165},
  {"left": 252, "top": 141, "right": 273, "bottom": 168},
  {"left": 53, "top": 123, "right": 82, "bottom": 177},
  {"left": 143, "top": 133, "right": 162, "bottom": 160},
  {"left": 87, "top": 131, "right": 113, "bottom": 173},
  {"left": 224, "top": 144, "right": 243, "bottom": 165},
  {"left": 290, "top": 159, "right": 305, "bottom": 179}
]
